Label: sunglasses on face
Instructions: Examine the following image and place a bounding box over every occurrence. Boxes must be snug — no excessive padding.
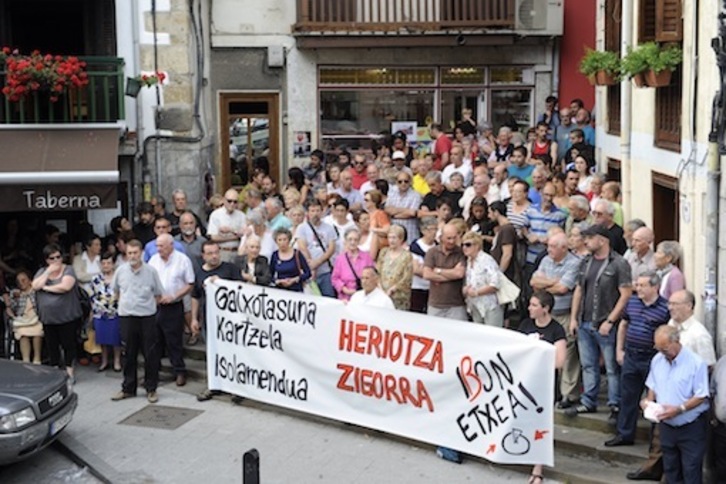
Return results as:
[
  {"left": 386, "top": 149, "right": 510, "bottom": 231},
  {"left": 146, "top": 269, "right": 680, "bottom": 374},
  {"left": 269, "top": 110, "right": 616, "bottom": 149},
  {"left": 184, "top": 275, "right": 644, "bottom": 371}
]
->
[
  {"left": 47, "top": 254, "right": 62, "bottom": 261},
  {"left": 462, "top": 242, "right": 474, "bottom": 248},
  {"left": 397, "top": 180, "right": 410, "bottom": 184}
]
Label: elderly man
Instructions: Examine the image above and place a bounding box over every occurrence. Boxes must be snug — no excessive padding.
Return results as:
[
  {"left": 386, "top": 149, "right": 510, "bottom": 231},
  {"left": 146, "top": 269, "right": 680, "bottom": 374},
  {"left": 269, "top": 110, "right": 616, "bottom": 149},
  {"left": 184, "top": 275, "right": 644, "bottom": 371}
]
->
[
  {"left": 567, "top": 224, "right": 632, "bottom": 418},
  {"left": 350, "top": 153, "right": 369, "bottom": 190},
  {"left": 459, "top": 168, "right": 490, "bottom": 219},
  {"left": 148, "top": 233, "right": 195, "bottom": 387},
  {"left": 488, "top": 126, "right": 514, "bottom": 168},
  {"left": 359, "top": 162, "right": 380, "bottom": 196},
  {"left": 265, "top": 197, "right": 292, "bottom": 232},
  {"left": 565, "top": 195, "right": 594, "bottom": 235},
  {"left": 625, "top": 226, "right": 656, "bottom": 283},
  {"left": 641, "top": 325, "right": 709, "bottom": 484},
  {"left": 530, "top": 232, "right": 582, "bottom": 408},
  {"left": 207, "top": 188, "right": 247, "bottom": 263},
  {"left": 528, "top": 166, "right": 548, "bottom": 207},
  {"left": 111, "top": 239, "right": 164, "bottom": 403},
  {"left": 385, "top": 171, "right": 422, "bottom": 245},
  {"left": 605, "top": 272, "right": 669, "bottom": 447},
  {"left": 489, "top": 164, "right": 510, "bottom": 203},
  {"left": 334, "top": 168, "right": 364, "bottom": 212},
  {"left": 168, "top": 188, "right": 206, "bottom": 237},
  {"left": 627, "top": 289, "right": 717, "bottom": 480},
  {"left": 174, "top": 211, "right": 207, "bottom": 266},
  {"left": 349, "top": 266, "right": 395, "bottom": 309},
  {"left": 423, "top": 223, "right": 467, "bottom": 321},
  {"left": 441, "top": 144, "right": 472, "bottom": 187},
  {"left": 420, "top": 171, "right": 458, "bottom": 218},
  {"left": 592, "top": 199, "right": 627, "bottom": 255}
]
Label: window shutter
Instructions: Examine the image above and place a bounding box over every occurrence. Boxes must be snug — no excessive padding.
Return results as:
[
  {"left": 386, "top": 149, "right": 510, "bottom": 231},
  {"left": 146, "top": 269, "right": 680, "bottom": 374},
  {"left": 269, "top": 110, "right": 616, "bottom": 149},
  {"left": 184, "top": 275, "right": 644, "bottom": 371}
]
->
[
  {"left": 656, "top": 0, "right": 682, "bottom": 42},
  {"left": 605, "top": 0, "right": 622, "bottom": 52},
  {"left": 639, "top": 0, "right": 656, "bottom": 42}
]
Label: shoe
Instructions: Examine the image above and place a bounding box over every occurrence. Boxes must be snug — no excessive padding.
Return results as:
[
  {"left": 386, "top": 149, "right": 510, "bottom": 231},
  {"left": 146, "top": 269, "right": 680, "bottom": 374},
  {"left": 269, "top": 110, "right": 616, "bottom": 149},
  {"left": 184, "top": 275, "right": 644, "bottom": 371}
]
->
[
  {"left": 626, "top": 469, "right": 662, "bottom": 481},
  {"left": 231, "top": 395, "right": 244, "bottom": 405},
  {"left": 111, "top": 391, "right": 134, "bottom": 401},
  {"left": 78, "top": 357, "right": 90, "bottom": 366},
  {"left": 604, "top": 435, "right": 634, "bottom": 447},
  {"left": 113, "top": 365, "right": 122, "bottom": 372},
  {"left": 98, "top": 364, "right": 109, "bottom": 372},
  {"left": 608, "top": 406, "right": 620, "bottom": 426},
  {"left": 147, "top": 391, "right": 158, "bottom": 403},
  {"left": 187, "top": 334, "right": 199, "bottom": 346},
  {"left": 435, "top": 446, "right": 463, "bottom": 464},
  {"left": 564, "top": 404, "right": 596, "bottom": 417},
  {"left": 528, "top": 475, "right": 544, "bottom": 484},
  {"left": 197, "top": 389, "right": 214, "bottom": 402},
  {"left": 175, "top": 374, "right": 187, "bottom": 387},
  {"left": 557, "top": 399, "right": 576, "bottom": 409},
  {"left": 91, "top": 355, "right": 101, "bottom": 364}
]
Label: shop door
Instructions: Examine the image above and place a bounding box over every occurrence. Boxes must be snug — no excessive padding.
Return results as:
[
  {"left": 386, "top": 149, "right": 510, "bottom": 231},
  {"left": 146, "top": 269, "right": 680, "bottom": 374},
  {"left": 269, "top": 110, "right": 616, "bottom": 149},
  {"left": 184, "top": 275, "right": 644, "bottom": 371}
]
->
[
  {"left": 220, "top": 93, "right": 279, "bottom": 190},
  {"left": 651, "top": 172, "right": 679, "bottom": 245}
]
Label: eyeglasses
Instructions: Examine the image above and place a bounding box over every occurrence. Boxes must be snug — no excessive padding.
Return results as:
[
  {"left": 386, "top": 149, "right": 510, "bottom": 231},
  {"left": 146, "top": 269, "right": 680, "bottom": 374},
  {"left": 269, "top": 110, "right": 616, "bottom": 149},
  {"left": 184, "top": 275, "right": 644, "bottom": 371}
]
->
[
  {"left": 47, "top": 254, "right": 62, "bottom": 261},
  {"left": 591, "top": 211, "right": 604, "bottom": 216},
  {"left": 354, "top": 161, "right": 366, "bottom": 166},
  {"left": 397, "top": 179, "right": 410, "bottom": 184},
  {"left": 226, "top": 199, "right": 238, "bottom": 204},
  {"left": 462, "top": 242, "right": 475, "bottom": 248}
]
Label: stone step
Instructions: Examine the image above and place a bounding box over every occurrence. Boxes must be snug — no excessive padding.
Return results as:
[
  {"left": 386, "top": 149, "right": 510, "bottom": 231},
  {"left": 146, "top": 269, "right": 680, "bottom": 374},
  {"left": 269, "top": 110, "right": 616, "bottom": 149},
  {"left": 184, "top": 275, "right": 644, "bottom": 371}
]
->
[
  {"left": 500, "top": 449, "right": 634, "bottom": 484},
  {"left": 553, "top": 424, "right": 648, "bottom": 467},
  {"left": 554, "top": 407, "right": 652, "bottom": 442}
]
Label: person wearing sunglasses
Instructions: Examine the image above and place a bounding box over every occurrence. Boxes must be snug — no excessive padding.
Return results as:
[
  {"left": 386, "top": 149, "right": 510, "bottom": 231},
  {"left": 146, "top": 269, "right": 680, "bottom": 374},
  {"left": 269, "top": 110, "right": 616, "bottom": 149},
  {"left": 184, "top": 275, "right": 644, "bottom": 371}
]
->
[
  {"left": 384, "top": 173, "right": 422, "bottom": 246},
  {"left": 207, "top": 188, "right": 248, "bottom": 263},
  {"left": 461, "top": 231, "right": 503, "bottom": 326}
]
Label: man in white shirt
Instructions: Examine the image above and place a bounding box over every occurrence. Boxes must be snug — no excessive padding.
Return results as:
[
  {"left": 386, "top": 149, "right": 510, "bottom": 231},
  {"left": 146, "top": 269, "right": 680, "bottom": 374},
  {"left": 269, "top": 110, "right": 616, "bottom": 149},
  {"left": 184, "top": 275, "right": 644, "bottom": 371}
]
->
[
  {"left": 667, "top": 290, "right": 716, "bottom": 366},
  {"left": 359, "top": 163, "right": 380, "bottom": 196},
  {"left": 148, "top": 234, "right": 195, "bottom": 387},
  {"left": 349, "top": 266, "right": 395, "bottom": 310},
  {"left": 442, "top": 145, "right": 472, "bottom": 187},
  {"left": 206, "top": 188, "right": 247, "bottom": 263},
  {"left": 459, "top": 168, "right": 490, "bottom": 220},
  {"left": 489, "top": 163, "right": 510, "bottom": 203}
]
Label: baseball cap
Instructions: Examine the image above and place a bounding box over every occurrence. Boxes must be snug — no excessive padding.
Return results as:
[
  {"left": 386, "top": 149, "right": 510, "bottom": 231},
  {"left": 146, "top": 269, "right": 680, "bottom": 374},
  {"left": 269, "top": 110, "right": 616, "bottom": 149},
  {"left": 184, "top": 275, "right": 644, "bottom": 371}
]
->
[
  {"left": 392, "top": 150, "right": 406, "bottom": 160},
  {"left": 581, "top": 224, "right": 609, "bottom": 238}
]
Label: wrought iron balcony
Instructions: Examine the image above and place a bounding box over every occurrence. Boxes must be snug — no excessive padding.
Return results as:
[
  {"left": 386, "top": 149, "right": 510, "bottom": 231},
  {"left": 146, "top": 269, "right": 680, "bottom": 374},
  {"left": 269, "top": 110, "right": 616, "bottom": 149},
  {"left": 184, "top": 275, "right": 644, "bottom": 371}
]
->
[
  {"left": 294, "top": 0, "right": 515, "bottom": 32},
  {"left": 0, "top": 56, "right": 125, "bottom": 124}
]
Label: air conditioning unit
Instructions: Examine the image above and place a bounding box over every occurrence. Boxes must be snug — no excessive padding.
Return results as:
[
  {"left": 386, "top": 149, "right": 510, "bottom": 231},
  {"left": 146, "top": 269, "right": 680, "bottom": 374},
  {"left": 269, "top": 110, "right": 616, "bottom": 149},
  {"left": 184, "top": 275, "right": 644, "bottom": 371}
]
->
[{"left": 515, "top": 0, "right": 564, "bottom": 36}]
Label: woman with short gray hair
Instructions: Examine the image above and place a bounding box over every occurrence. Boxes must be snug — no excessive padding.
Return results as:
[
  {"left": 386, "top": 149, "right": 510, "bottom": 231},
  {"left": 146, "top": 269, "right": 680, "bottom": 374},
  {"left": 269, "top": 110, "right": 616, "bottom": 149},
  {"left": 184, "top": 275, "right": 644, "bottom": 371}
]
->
[{"left": 654, "top": 240, "right": 685, "bottom": 300}]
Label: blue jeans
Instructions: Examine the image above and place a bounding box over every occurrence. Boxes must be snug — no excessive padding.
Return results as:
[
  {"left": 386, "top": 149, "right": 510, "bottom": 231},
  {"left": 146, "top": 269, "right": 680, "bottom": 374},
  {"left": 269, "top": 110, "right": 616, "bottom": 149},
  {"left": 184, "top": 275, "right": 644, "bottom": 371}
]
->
[
  {"left": 617, "top": 349, "right": 653, "bottom": 441},
  {"left": 660, "top": 414, "right": 707, "bottom": 484},
  {"left": 577, "top": 321, "right": 620, "bottom": 410},
  {"left": 316, "top": 271, "right": 336, "bottom": 298}
]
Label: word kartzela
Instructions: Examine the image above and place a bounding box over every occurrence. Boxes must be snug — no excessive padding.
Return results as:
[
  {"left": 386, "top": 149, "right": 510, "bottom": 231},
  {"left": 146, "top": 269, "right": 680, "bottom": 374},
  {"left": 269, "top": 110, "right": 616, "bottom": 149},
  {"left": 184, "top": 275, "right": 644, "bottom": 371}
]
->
[{"left": 206, "top": 281, "right": 555, "bottom": 466}]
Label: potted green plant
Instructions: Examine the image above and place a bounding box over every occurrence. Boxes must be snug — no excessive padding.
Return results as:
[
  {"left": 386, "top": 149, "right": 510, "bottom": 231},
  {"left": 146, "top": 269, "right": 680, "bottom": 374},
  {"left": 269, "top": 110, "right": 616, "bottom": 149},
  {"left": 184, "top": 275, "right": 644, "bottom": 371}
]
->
[
  {"left": 620, "top": 44, "right": 650, "bottom": 87},
  {"left": 643, "top": 43, "right": 682, "bottom": 87},
  {"left": 579, "top": 48, "right": 620, "bottom": 86}
]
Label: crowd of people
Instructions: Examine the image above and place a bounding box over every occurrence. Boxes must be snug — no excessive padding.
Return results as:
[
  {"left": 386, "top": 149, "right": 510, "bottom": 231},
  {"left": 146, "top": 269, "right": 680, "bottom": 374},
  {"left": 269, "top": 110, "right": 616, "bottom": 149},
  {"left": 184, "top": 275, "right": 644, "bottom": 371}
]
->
[{"left": 2, "top": 96, "right": 725, "bottom": 483}]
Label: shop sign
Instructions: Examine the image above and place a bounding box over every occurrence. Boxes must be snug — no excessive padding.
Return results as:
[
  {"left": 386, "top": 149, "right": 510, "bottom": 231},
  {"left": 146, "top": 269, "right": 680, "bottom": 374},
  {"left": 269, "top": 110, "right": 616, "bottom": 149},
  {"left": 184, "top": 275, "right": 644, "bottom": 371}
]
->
[{"left": 0, "top": 184, "right": 117, "bottom": 212}]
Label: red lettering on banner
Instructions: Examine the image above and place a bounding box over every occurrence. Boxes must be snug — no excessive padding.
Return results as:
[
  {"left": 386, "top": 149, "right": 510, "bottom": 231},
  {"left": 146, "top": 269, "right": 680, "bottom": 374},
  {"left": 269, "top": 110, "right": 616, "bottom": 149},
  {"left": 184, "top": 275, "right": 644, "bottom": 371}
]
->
[
  {"left": 337, "top": 320, "right": 444, "bottom": 373},
  {"left": 336, "top": 363, "right": 434, "bottom": 412},
  {"left": 456, "top": 355, "right": 483, "bottom": 401}
]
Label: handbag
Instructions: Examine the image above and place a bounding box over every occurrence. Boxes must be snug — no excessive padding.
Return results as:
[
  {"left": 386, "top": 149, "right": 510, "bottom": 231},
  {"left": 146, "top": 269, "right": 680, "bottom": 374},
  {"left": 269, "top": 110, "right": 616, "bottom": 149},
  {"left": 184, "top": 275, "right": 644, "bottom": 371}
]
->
[
  {"left": 345, "top": 253, "right": 363, "bottom": 291},
  {"left": 496, "top": 272, "right": 521, "bottom": 306},
  {"left": 12, "top": 299, "right": 40, "bottom": 328}
]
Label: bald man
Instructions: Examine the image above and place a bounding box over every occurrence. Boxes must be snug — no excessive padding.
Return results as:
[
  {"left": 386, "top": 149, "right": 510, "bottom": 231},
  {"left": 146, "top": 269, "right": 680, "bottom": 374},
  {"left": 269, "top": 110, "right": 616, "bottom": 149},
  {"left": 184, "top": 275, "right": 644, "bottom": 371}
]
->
[
  {"left": 207, "top": 188, "right": 247, "bottom": 262},
  {"left": 625, "top": 226, "right": 655, "bottom": 282}
]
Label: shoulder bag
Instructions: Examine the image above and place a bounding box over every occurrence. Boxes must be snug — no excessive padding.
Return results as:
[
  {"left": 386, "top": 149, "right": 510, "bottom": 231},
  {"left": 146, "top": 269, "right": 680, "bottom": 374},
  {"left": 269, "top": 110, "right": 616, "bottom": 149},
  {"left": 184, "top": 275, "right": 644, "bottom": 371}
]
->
[
  {"left": 345, "top": 253, "right": 363, "bottom": 291},
  {"left": 496, "top": 271, "right": 521, "bottom": 306}
]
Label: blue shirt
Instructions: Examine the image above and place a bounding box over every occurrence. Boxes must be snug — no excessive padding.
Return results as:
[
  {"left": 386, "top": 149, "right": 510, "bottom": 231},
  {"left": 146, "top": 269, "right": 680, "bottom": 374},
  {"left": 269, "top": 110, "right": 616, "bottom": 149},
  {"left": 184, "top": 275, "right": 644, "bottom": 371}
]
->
[
  {"left": 268, "top": 213, "right": 292, "bottom": 232},
  {"left": 623, "top": 295, "right": 670, "bottom": 351},
  {"left": 646, "top": 346, "right": 710, "bottom": 426},
  {"left": 143, "top": 239, "right": 187, "bottom": 263},
  {"left": 525, "top": 205, "right": 567, "bottom": 264},
  {"left": 508, "top": 164, "right": 534, "bottom": 185}
]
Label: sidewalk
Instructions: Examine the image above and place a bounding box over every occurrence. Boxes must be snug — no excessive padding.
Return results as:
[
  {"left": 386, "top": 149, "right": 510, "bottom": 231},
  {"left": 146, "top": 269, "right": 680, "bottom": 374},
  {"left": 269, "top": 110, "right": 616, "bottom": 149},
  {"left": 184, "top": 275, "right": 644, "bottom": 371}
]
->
[{"left": 59, "top": 365, "right": 542, "bottom": 484}]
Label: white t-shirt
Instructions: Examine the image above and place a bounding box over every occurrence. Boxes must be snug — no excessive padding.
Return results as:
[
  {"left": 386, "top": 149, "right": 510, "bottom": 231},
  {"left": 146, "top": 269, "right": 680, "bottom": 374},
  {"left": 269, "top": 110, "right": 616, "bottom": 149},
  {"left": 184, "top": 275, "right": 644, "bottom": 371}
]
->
[
  {"left": 442, "top": 162, "right": 473, "bottom": 187},
  {"left": 349, "top": 287, "right": 395, "bottom": 310},
  {"left": 207, "top": 207, "right": 247, "bottom": 249}
]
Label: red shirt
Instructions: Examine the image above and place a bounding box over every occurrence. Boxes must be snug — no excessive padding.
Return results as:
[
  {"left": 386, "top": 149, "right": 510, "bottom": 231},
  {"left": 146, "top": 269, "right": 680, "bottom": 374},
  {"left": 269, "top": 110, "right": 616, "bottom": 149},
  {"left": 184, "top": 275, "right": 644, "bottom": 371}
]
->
[
  {"left": 351, "top": 169, "right": 368, "bottom": 190},
  {"left": 433, "top": 135, "right": 452, "bottom": 171}
]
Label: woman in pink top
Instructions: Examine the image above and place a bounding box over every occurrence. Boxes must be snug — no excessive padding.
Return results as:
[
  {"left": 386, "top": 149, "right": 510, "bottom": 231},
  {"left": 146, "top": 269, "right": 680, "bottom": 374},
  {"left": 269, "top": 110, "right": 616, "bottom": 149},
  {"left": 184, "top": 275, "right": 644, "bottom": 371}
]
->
[{"left": 331, "top": 227, "right": 374, "bottom": 301}]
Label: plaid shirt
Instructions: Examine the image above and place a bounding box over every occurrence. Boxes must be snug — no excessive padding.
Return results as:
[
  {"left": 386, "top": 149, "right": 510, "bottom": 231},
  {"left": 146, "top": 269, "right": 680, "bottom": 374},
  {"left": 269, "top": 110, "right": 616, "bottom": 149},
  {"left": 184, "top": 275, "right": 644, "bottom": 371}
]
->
[{"left": 387, "top": 186, "right": 422, "bottom": 245}]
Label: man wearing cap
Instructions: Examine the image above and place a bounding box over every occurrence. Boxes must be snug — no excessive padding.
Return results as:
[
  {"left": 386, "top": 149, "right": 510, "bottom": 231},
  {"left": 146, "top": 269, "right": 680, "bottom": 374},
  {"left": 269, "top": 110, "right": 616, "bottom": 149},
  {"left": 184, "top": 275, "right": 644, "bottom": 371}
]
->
[
  {"left": 567, "top": 223, "right": 632, "bottom": 418},
  {"left": 431, "top": 123, "right": 452, "bottom": 171},
  {"left": 392, "top": 130, "right": 414, "bottom": 164},
  {"left": 390, "top": 150, "right": 413, "bottom": 177}
]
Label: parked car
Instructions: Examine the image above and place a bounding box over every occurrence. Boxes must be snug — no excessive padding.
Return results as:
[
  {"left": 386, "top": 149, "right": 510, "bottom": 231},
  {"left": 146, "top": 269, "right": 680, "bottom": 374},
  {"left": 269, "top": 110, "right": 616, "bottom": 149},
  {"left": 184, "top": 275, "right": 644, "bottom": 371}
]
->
[{"left": 0, "top": 360, "right": 77, "bottom": 465}]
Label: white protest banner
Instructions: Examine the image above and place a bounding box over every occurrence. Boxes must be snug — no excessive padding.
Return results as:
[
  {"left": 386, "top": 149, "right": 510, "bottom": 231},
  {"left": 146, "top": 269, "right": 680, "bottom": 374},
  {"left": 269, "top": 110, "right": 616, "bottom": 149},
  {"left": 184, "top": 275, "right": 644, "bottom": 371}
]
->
[{"left": 207, "top": 281, "right": 555, "bottom": 466}]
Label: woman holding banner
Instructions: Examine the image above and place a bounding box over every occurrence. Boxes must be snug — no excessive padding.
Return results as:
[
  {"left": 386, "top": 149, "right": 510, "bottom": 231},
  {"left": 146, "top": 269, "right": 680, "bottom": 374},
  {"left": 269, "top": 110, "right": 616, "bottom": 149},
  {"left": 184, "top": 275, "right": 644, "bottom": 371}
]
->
[
  {"left": 376, "top": 225, "right": 412, "bottom": 310},
  {"left": 270, "top": 228, "right": 310, "bottom": 293},
  {"left": 518, "top": 290, "right": 566, "bottom": 483}
]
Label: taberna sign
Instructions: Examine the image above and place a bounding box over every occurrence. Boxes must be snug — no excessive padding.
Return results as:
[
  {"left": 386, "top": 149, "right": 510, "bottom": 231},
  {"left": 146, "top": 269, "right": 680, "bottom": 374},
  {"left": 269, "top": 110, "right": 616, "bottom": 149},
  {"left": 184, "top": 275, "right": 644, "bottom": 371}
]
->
[{"left": 0, "top": 184, "right": 117, "bottom": 212}]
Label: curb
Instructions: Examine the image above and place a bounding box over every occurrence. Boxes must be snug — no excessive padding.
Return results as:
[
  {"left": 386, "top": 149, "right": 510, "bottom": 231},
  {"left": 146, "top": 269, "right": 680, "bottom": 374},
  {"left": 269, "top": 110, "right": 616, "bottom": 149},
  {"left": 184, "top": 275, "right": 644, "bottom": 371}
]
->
[{"left": 54, "top": 434, "right": 122, "bottom": 484}]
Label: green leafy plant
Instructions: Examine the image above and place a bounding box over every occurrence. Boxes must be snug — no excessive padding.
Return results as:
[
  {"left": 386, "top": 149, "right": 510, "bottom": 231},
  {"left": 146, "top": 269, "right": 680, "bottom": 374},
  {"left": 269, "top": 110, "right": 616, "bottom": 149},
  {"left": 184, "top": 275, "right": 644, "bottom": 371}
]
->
[
  {"left": 620, "top": 44, "right": 650, "bottom": 78},
  {"left": 579, "top": 48, "right": 621, "bottom": 77},
  {"left": 623, "top": 42, "right": 682, "bottom": 75}
]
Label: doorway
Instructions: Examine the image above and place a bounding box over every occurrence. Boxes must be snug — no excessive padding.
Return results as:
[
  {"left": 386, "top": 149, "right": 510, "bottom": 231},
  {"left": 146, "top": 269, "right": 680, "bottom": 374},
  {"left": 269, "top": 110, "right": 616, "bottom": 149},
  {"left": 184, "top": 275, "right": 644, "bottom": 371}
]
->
[
  {"left": 651, "top": 172, "right": 679, "bottom": 245},
  {"left": 219, "top": 93, "right": 280, "bottom": 191}
]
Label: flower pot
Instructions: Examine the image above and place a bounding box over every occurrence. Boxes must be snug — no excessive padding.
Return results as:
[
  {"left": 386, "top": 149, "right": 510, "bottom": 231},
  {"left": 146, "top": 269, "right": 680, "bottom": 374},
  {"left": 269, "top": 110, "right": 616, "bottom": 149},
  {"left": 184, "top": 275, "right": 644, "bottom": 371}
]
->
[
  {"left": 587, "top": 74, "right": 597, "bottom": 86},
  {"left": 644, "top": 69, "right": 672, "bottom": 88},
  {"left": 595, "top": 70, "right": 617, "bottom": 86},
  {"left": 125, "top": 77, "right": 142, "bottom": 98},
  {"left": 632, "top": 72, "right": 647, "bottom": 88}
]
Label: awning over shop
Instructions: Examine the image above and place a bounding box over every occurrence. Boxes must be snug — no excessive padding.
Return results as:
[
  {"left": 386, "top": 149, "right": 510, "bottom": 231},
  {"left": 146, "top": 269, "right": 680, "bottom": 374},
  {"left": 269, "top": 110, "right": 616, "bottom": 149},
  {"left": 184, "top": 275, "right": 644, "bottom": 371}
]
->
[{"left": 0, "top": 124, "right": 120, "bottom": 211}]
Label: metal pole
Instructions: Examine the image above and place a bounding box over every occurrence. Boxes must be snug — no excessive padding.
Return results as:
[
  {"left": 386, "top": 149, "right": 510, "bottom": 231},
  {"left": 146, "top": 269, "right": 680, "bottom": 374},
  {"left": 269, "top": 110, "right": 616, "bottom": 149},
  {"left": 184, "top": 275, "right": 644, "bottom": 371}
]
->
[
  {"left": 620, "top": 0, "right": 633, "bottom": 218},
  {"left": 243, "top": 448, "right": 260, "bottom": 484}
]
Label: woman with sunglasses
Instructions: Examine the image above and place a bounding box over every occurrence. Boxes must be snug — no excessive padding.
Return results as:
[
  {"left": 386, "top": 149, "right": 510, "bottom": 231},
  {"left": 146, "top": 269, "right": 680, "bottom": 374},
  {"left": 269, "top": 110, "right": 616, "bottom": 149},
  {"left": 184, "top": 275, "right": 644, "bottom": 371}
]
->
[
  {"left": 461, "top": 232, "right": 503, "bottom": 326},
  {"left": 32, "top": 244, "right": 83, "bottom": 379}
]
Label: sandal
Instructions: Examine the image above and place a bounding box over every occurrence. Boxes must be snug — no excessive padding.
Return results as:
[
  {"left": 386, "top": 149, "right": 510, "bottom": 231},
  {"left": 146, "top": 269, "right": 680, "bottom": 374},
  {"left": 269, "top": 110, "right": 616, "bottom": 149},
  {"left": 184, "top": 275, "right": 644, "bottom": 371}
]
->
[{"left": 528, "top": 475, "right": 544, "bottom": 484}]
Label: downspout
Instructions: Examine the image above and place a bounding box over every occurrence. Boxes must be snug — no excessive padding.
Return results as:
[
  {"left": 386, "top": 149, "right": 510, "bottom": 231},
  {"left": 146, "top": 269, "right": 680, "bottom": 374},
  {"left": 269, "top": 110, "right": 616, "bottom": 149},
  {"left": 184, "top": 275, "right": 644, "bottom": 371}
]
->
[
  {"left": 711, "top": 1, "right": 726, "bottom": 355},
  {"left": 620, "top": 0, "right": 633, "bottom": 217},
  {"left": 131, "top": 0, "right": 148, "bottom": 203}
]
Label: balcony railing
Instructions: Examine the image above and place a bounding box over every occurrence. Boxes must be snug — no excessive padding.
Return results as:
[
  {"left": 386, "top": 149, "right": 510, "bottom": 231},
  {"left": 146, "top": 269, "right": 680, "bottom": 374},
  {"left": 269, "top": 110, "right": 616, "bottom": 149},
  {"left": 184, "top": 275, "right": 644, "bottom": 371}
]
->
[
  {"left": 295, "top": 0, "right": 515, "bottom": 32},
  {"left": 0, "top": 56, "right": 125, "bottom": 124}
]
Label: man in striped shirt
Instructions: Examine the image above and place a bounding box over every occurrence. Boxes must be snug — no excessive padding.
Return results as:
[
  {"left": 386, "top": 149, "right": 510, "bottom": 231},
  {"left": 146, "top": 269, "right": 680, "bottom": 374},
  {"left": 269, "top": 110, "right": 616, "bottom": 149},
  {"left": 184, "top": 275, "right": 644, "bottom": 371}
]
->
[
  {"left": 524, "top": 181, "right": 567, "bottom": 265},
  {"left": 604, "top": 271, "right": 670, "bottom": 447}
]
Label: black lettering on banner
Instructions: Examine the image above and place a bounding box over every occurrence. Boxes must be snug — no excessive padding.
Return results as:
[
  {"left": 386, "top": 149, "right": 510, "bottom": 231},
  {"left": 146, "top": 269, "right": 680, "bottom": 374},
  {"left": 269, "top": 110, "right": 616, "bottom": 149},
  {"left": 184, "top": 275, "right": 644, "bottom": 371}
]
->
[
  {"left": 214, "top": 285, "right": 317, "bottom": 328},
  {"left": 216, "top": 316, "right": 283, "bottom": 350},
  {"left": 214, "top": 353, "right": 308, "bottom": 400}
]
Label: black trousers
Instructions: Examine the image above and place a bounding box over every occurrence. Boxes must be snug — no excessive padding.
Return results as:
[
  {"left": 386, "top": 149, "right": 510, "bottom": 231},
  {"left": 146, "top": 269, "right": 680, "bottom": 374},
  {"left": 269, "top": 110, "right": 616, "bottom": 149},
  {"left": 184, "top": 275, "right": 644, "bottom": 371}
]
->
[
  {"left": 44, "top": 319, "right": 79, "bottom": 369},
  {"left": 120, "top": 314, "right": 159, "bottom": 393},
  {"left": 157, "top": 302, "right": 185, "bottom": 375},
  {"left": 660, "top": 413, "right": 707, "bottom": 484},
  {"left": 713, "top": 420, "right": 726, "bottom": 484}
]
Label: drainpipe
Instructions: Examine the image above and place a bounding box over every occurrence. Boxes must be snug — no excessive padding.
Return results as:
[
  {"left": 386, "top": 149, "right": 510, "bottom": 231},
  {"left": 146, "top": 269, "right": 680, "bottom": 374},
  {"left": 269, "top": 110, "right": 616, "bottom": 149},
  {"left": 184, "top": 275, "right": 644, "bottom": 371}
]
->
[
  {"left": 620, "top": 0, "right": 633, "bottom": 217},
  {"left": 712, "top": 2, "right": 726, "bottom": 356}
]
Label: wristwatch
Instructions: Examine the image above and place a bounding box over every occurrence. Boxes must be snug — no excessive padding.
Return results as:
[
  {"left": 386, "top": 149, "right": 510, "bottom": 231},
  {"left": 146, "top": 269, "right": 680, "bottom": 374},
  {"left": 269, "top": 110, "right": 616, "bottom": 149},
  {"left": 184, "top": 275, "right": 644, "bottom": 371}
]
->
[
  {"left": 679, "top": 404, "right": 687, "bottom": 413},
  {"left": 435, "top": 268, "right": 442, "bottom": 275}
]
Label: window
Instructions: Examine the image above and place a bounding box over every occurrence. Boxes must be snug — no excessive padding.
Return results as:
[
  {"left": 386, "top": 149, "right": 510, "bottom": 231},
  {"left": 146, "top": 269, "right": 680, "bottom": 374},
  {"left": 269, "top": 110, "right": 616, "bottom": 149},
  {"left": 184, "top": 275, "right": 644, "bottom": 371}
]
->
[
  {"left": 605, "top": 0, "right": 621, "bottom": 136},
  {"left": 639, "top": 0, "right": 682, "bottom": 43},
  {"left": 607, "top": 84, "right": 621, "bottom": 135},
  {"left": 655, "top": 68, "right": 681, "bottom": 150},
  {"left": 639, "top": 0, "right": 656, "bottom": 42}
]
